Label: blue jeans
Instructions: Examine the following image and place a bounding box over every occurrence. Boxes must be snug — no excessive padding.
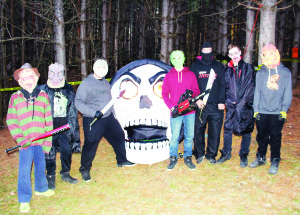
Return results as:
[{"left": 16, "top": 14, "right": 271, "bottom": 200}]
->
[
  {"left": 169, "top": 113, "right": 195, "bottom": 158},
  {"left": 18, "top": 145, "right": 48, "bottom": 203},
  {"left": 223, "top": 128, "right": 251, "bottom": 155}
]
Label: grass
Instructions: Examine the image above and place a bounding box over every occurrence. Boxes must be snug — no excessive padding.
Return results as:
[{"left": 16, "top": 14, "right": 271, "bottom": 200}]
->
[{"left": 0, "top": 136, "right": 300, "bottom": 215}]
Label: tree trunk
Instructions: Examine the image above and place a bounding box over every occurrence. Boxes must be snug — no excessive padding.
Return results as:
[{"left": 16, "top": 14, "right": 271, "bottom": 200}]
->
[
  {"left": 160, "top": 0, "right": 169, "bottom": 63},
  {"left": 11, "top": 0, "right": 15, "bottom": 72},
  {"left": 277, "top": 0, "right": 287, "bottom": 57},
  {"left": 80, "top": 0, "right": 87, "bottom": 79},
  {"left": 168, "top": 1, "right": 174, "bottom": 64},
  {"left": 102, "top": 0, "right": 107, "bottom": 59},
  {"left": 291, "top": 0, "right": 300, "bottom": 89},
  {"left": 0, "top": 0, "right": 4, "bottom": 127},
  {"left": 217, "top": 23, "right": 222, "bottom": 55},
  {"left": 244, "top": 1, "right": 255, "bottom": 64},
  {"left": 34, "top": 0, "right": 39, "bottom": 66},
  {"left": 258, "top": 0, "right": 277, "bottom": 65},
  {"left": 138, "top": 4, "right": 145, "bottom": 60},
  {"left": 114, "top": 0, "right": 119, "bottom": 72},
  {"left": 221, "top": 0, "right": 228, "bottom": 56},
  {"left": 22, "top": 1, "right": 25, "bottom": 64},
  {"left": 54, "top": 0, "right": 66, "bottom": 78}
]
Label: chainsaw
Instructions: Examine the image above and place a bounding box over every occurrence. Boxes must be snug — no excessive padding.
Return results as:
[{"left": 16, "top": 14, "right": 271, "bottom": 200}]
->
[{"left": 171, "top": 89, "right": 211, "bottom": 118}]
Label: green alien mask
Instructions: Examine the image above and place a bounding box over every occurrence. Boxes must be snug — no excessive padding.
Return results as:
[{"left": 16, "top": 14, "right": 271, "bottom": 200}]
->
[{"left": 170, "top": 50, "right": 185, "bottom": 69}]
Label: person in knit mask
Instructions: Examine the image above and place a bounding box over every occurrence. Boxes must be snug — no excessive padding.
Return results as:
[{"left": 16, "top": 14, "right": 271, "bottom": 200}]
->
[
  {"left": 250, "top": 44, "right": 292, "bottom": 174},
  {"left": 39, "top": 63, "right": 81, "bottom": 189},
  {"left": 75, "top": 58, "right": 135, "bottom": 182},
  {"left": 6, "top": 63, "right": 54, "bottom": 213},
  {"left": 190, "top": 42, "right": 225, "bottom": 165},
  {"left": 162, "top": 50, "right": 200, "bottom": 170}
]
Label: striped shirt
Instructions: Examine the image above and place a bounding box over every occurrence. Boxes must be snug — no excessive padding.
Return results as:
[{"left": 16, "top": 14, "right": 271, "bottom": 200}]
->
[{"left": 6, "top": 90, "right": 53, "bottom": 153}]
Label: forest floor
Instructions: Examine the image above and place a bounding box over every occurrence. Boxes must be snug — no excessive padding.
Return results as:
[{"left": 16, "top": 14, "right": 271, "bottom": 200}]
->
[{"left": 0, "top": 83, "right": 300, "bottom": 215}]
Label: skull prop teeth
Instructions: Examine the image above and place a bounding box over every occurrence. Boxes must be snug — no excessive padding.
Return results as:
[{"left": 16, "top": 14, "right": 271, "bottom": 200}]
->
[{"left": 110, "top": 59, "right": 172, "bottom": 164}]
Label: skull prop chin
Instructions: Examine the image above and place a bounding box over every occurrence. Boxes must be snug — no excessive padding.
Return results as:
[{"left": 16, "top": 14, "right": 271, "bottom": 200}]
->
[
  {"left": 47, "top": 63, "right": 65, "bottom": 88},
  {"left": 261, "top": 44, "right": 280, "bottom": 69},
  {"left": 110, "top": 59, "right": 172, "bottom": 164}
]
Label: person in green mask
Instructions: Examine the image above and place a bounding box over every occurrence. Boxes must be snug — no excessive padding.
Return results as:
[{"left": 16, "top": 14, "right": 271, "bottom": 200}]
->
[{"left": 162, "top": 50, "right": 201, "bottom": 170}]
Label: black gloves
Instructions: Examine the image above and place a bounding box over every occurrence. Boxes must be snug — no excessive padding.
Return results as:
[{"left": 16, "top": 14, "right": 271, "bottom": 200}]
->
[{"left": 94, "top": 111, "right": 103, "bottom": 120}]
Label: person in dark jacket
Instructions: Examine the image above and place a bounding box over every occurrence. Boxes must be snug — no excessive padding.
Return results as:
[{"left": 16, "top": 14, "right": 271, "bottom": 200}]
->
[
  {"left": 250, "top": 44, "right": 292, "bottom": 174},
  {"left": 190, "top": 42, "right": 226, "bottom": 164},
  {"left": 216, "top": 44, "right": 255, "bottom": 167},
  {"left": 40, "top": 63, "right": 81, "bottom": 189},
  {"left": 75, "top": 58, "right": 135, "bottom": 182}
]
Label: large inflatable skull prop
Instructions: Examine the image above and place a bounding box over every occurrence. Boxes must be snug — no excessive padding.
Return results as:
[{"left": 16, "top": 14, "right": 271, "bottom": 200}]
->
[{"left": 110, "top": 59, "right": 172, "bottom": 164}]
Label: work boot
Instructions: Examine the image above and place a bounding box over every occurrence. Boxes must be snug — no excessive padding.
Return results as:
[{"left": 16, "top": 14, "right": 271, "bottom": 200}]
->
[
  {"left": 249, "top": 154, "right": 266, "bottom": 168},
  {"left": 184, "top": 156, "right": 196, "bottom": 170},
  {"left": 216, "top": 150, "right": 232, "bottom": 164},
  {"left": 269, "top": 158, "right": 281, "bottom": 174},
  {"left": 46, "top": 174, "right": 55, "bottom": 190},
  {"left": 167, "top": 156, "right": 178, "bottom": 171},
  {"left": 61, "top": 172, "right": 78, "bottom": 184}
]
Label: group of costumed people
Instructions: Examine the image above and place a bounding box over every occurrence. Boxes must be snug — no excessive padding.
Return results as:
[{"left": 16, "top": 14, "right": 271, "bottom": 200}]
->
[{"left": 6, "top": 43, "right": 292, "bottom": 213}]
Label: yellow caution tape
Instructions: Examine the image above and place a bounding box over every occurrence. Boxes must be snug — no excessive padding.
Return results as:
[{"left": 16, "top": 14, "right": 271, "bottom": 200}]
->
[{"left": 0, "top": 78, "right": 112, "bottom": 92}]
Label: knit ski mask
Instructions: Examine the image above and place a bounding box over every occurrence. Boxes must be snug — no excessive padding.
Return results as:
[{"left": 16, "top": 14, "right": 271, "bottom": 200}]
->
[
  {"left": 47, "top": 63, "right": 65, "bottom": 88},
  {"left": 14, "top": 63, "right": 40, "bottom": 93},
  {"left": 93, "top": 59, "right": 108, "bottom": 79},
  {"left": 170, "top": 50, "right": 185, "bottom": 69},
  {"left": 261, "top": 44, "right": 280, "bottom": 69},
  {"left": 201, "top": 42, "right": 213, "bottom": 64}
]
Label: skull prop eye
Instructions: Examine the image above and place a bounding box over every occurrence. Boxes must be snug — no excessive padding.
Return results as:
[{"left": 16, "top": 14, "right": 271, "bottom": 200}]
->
[
  {"left": 153, "top": 77, "right": 164, "bottom": 98},
  {"left": 120, "top": 78, "right": 138, "bottom": 99}
]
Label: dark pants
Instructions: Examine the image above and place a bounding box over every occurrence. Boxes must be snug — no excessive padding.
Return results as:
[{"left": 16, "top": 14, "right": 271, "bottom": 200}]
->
[
  {"left": 256, "top": 114, "right": 285, "bottom": 160},
  {"left": 46, "top": 132, "right": 72, "bottom": 175},
  {"left": 80, "top": 113, "right": 127, "bottom": 172},
  {"left": 194, "top": 107, "right": 224, "bottom": 159},
  {"left": 223, "top": 128, "right": 251, "bottom": 156}
]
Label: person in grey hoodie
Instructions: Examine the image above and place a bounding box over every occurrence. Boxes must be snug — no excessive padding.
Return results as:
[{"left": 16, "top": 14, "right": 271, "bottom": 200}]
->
[
  {"left": 250, "top": 44, "right": 292, "bottom": 174},
  {"left": 75, "top": 58, "right": 135, "bottom": 182}
]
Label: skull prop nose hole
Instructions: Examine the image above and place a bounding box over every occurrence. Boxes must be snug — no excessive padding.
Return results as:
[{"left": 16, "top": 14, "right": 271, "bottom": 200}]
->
[{"left": 139, "top": 95, "right": 152, "bottom": 109}]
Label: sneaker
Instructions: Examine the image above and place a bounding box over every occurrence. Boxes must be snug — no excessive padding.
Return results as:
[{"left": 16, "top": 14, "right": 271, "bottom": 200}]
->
[
  {"left": 46, "top": 174, "right": 55, "bottom": 190},
  {"left": 216, "top": 150, "right": 231, "bottom": 164},
  {"left": 196, "top": 155, "right": 205, "bottom": 164},
  {"left": 269, "top": 158, "right": 281, "bottom": 174},
  {"left": 167, "top": 156, "right": 178, "bottom": 171},
  {"left": 249, "top": 155, "right": 266, "bottom": 168},
  {"left": 240, "top": 156, "right": 248, "bottom": 168},
  {"left": 207, "top": 158, "right": 216, "bottom": 164},
  {"left": 20, "top": 203, "right": 30, "bottom": 213},
  {"left": 117, "top": 161, "right": 136, "bottom": 167},
  {"left": 61, "top": 172, "right": 78, "bottom": 184},
  {"left": 35, "top": 189, "right": 55, "bottom": 196},
  {"left": 184, "top": 156, "right": 196, "bottom": 170},
  {"left": 80, "top": 170, "right": 92, "bottom": 182}
]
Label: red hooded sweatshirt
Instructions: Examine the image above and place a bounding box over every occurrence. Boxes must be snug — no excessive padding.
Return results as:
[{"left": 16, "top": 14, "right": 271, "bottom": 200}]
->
[{"left": 162, "top": 67, "right": 200, "bottom": 115}]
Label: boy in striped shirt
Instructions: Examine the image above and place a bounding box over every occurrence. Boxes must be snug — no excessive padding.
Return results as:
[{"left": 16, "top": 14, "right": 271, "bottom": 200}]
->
[{"left": 6, "top": 63, "right": 55, "bottom": 213}]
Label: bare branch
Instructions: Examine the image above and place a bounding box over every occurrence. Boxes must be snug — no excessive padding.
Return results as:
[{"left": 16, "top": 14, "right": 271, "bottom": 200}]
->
[
  {"left": 272, "top": 0, "right": 284, "bottom": 8},
  {"left": 238, "top": 2, "right": 259, "bottom": 10},
  {"left": 277, "top": 4, "right": 292, "bottom": 10}
]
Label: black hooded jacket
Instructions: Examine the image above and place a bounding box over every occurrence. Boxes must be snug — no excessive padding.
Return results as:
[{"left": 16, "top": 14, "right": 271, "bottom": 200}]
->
[
  {"left": 224, "top": 59, "right": 255, "bottom": 135},
  {"left": 39, "top": 81, "right": 81, "bottom": 158}
]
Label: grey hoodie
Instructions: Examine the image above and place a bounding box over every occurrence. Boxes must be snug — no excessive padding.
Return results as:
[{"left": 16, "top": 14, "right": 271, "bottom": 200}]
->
[
  {"left": 75, "top": 74, "right": 114, "bottom": 118},
  {"left": 253, "top": 63, "right": 292, "bottom": 114}
]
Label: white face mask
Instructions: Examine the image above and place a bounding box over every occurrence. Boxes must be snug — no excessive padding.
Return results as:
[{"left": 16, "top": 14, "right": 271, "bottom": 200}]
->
[
  {"left": 18, "top": 69, "right": 38, "bottom": 93},
  {"left": 93, "top": 60, "right": 108, "bottom": 78}
]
